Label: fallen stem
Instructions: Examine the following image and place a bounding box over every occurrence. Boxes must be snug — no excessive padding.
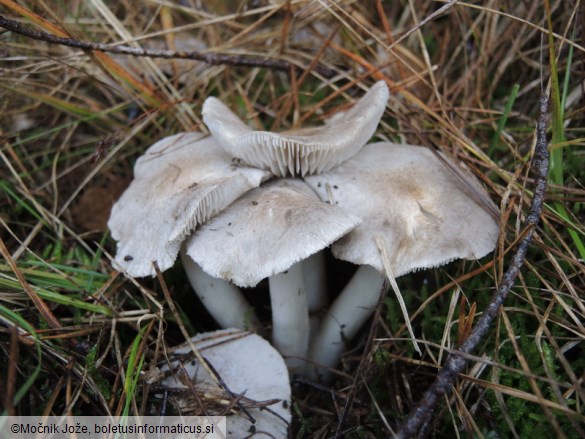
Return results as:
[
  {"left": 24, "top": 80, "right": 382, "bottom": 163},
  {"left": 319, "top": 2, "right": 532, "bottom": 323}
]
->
[{"left": 396, "top": 94, "right": 550, "bottom": 438}]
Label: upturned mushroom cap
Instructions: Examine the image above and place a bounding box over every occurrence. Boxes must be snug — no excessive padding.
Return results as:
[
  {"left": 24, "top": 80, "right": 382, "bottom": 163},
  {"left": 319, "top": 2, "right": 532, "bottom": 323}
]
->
[
  {"left": 202, "top": 81, "right": 389, "bottom": 177},
  {"left": 108, "top": 132, "right": 270, "bottom": 277},
  {"left": 159, "top": 329, "right": 291, "bottom": 438},
  {"left": 303, "top": 142, "right": 500, "bottom": 276},
  {"left": 183, "top": 178, "right": 362, "bottom": 287}
]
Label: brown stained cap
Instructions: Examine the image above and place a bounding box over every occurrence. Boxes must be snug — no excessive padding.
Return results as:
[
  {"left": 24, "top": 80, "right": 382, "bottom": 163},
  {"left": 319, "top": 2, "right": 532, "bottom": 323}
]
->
[
  {"left": 303, "top": 142, "right": 500, "bottom": 276},
  {"left": 108, "top": 132, "right": 270, "bottom": 277},
  {"left": 202, "top": 81, "right": 389, "bottom": 177}
]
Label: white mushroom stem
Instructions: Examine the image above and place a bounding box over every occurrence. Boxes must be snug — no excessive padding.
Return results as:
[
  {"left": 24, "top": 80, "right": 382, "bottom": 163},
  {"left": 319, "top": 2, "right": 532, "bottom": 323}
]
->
[
  {"left": 269, "top": 261, "right": 310, "bottom": 373},
  {"left": 308, "top": 265, "right": 385, "bottom": 381},
  {"left": 180, "top": 250, "right": 259, "bottom": 329}
]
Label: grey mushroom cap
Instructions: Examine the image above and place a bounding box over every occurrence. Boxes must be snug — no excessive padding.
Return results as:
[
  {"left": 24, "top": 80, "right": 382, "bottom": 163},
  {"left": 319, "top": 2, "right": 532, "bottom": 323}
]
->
[
  {"left": 108, "top": 132, "right": 270, "bottom": 277},
  {"left": 202, "top": 81, "right": 389, "bottom": 177},
  {"left": 184, "top": 178, "right": 362, "bottom": 287},
  {"left": 304, "top": 142, "right": 500, "bottom": 276}
]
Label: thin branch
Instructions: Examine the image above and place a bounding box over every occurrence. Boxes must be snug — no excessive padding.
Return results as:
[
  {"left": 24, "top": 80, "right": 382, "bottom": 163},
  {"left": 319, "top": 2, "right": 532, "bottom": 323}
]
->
[
  {"left": 396, "top": 94, "right": 550, "bottom": 439},
  {"left": 0, "top": 14, "right": 337, "bottom": 78}
]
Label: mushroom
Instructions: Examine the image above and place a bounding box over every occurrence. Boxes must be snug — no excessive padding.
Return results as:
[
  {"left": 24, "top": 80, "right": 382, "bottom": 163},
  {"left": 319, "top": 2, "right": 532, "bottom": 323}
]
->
[
  {"left": 182, "top": 178, "right": 361, "bottom": 371},
  {"left": 202, "top": 81, "right": 389, "bottom": 177},
  {"left": 108, "top": 83, "right": 388, "bottom": 333},
  {"left": 158, "top": 328, "right": 291, "bottom": 438},
  {"left": 108, "top": 132, "right": 270, "bottom": 328},
  {"left": 303, "top": 141, "right": 500, "bottom": 379},
  {"left": 108, "top": 81, "right": 499, "bottom": 381}
]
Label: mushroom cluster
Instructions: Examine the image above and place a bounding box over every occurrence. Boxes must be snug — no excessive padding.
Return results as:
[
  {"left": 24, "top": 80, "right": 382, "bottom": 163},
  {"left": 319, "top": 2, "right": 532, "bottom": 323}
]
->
[{"left": 108, "top": 81, "right": 499, "bottom": 379}]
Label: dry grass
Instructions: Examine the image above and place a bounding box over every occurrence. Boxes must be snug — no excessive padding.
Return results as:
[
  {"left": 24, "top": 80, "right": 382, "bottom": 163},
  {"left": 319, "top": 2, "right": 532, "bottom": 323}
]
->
[{"left": 1, "top": 1, "right": 584, "bottom": 437}]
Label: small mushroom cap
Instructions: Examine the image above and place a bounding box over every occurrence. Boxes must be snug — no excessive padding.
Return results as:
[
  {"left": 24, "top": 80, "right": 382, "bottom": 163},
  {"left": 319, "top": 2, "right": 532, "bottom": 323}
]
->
[
  {"left": 160, "top": 329, "right": 291, "bottom": 438},
  {"left": 184, "top": 179, "right": 362, "bottom": 287},
  {"left": 108, "top": 132, "right": 270, "bottom": 277},
  {"left": 304, "top": 142, "right": 500, "bottom": 276},
  {"left": 202, "top": 81, "right": 389, "bottom": 177}
]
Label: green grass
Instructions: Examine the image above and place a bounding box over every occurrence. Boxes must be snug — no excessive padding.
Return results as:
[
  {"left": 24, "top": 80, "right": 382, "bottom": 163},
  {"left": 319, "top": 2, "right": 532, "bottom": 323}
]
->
[
  {"left": 0, "top": 303, "right": 42, "bottom": 414},
  {"left": 488, "top": 83, "right": 520, "bottom": 155}
]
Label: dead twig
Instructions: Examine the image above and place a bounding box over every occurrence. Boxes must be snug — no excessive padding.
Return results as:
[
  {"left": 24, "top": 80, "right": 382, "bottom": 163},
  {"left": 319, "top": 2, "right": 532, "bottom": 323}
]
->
[
  {"left": 396, "top": 94, "right": 551, "bottom": 438},
  {"left": 0, "top": 14, "right": 337, "bottom": 78}
]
